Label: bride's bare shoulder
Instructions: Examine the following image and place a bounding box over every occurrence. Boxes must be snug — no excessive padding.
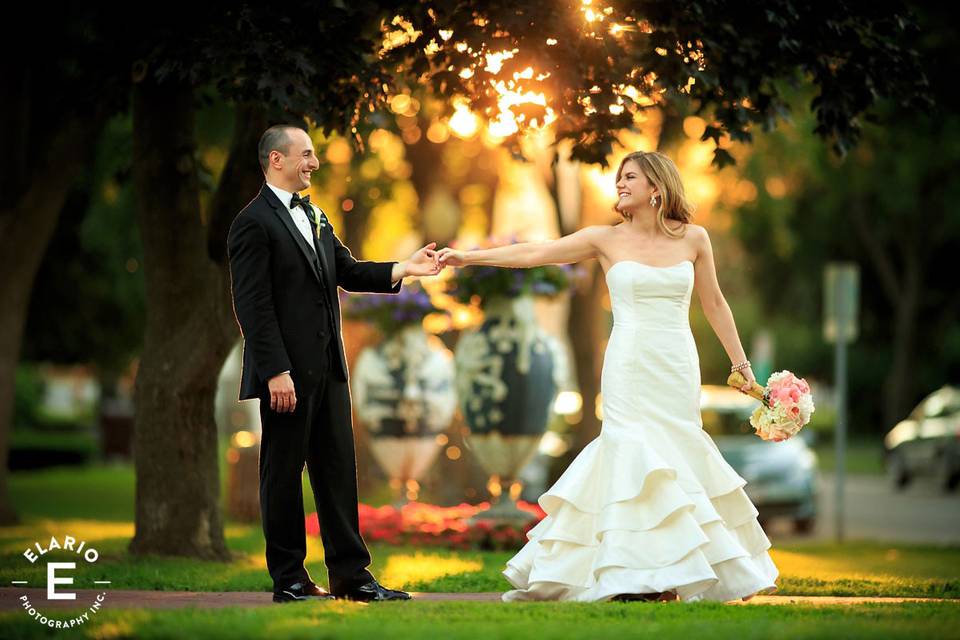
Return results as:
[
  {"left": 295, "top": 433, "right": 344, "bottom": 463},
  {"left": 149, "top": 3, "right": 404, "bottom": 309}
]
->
[
  {"left": 683, "top": 223, "right": 708, "bottom": 238},
  {"left": 578, "top": 224, "right": 618, "bottom": 241},
  {"left": 682, "top": 224, "right": 712, "bottom": 262}
]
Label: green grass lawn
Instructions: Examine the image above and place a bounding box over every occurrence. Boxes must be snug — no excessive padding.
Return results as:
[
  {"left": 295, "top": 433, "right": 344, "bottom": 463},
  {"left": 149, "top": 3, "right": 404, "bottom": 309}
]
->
[
  {"left": 2, "top": 464, "right": 957, "bottom": 599},
  {"left": 1, "top": 601, "right": 959, "bottom": 640},
  {"left": 3, "top": 464, "right": 959, "bottom": 638}
]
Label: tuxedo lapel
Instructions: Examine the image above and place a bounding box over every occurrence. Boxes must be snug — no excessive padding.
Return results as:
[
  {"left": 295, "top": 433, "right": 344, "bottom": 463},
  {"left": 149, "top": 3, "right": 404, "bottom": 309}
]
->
[
  {"left": 259, "top": 185, "right": 323, "bottom": 286},
  {"left": 307, "top": 204, "right": 332, "bottom": 276},
  {"left": 307, "top": 208, "right": 338, "bottom": 306}
]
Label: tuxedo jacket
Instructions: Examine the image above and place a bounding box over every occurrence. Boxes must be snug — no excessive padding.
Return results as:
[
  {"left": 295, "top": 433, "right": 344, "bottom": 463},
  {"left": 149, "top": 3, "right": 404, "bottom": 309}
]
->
[{"left": 227, "top": 183, "right": 400, "bottom": 400}]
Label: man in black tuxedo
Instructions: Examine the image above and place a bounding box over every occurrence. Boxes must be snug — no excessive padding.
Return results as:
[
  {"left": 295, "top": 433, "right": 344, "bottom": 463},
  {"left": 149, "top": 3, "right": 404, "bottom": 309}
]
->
[{"left": 228, "top": 124, "right": 441, "bottom": 602}]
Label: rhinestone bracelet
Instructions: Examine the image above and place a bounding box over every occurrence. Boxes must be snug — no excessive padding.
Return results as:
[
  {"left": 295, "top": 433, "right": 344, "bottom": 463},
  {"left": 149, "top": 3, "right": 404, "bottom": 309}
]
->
[{"left": 730, "top": 360, "right": 751, "bottom": 373}]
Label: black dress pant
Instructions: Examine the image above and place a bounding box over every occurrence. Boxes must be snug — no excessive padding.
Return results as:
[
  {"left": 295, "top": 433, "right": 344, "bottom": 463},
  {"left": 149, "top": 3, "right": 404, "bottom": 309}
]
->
[{"left": 257, "top": 347, "right": 374, "bottom": 593}]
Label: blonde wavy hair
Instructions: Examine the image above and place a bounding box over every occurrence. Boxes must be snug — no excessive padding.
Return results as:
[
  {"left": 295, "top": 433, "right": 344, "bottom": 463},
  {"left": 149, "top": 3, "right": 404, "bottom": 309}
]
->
[{"left": 614, "top": 151, "right": 695, "bottom": 238}]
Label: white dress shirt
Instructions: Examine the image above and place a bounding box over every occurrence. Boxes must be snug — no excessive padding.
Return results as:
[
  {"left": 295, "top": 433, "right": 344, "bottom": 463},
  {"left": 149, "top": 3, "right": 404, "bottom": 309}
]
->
[{"left": 266, "top": 182, "right": 316, "bottom": 250}]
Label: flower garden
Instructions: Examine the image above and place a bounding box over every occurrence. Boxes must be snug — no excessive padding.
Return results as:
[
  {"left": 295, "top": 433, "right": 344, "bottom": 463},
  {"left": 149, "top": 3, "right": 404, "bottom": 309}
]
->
[{"left": 307, "top": 501, "right": 546, "bottom": 551}]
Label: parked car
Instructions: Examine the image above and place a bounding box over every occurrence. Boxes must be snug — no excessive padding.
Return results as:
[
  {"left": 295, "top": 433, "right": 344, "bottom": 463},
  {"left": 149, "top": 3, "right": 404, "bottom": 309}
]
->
[
  {"left": 700, "top": 385, "right": 819, "bottom": 534},
  {"left": 884, "top": 385, "right": 960, "bottom": 493}
]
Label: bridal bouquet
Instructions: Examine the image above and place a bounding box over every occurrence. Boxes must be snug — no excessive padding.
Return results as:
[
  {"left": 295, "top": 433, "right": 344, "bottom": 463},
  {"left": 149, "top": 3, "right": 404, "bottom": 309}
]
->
[{"left": 727, "top": 370, "right": 815, "bottom": 442}]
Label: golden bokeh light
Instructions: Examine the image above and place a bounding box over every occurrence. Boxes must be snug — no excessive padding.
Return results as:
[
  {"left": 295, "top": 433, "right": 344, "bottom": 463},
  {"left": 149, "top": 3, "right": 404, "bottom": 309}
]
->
[
  {"left": 683, "top": 116, "right": 707, "bottom": 140},
  {"left": 390, "top": 94, "right": 412, "bottom": 114},
  {"left": 449, "top": 99, "right": 480, "bottom": 138},
  {"left": 734, "top": 179, "right": 759, "bottom": 203},
  {"left": 487, "top": 475, "right": 502, "bottom": 497},
  {"left": 426, "top": 120, "right": 451, "bottom": 144},
  {"left": 360, "top": 158, "right": 382, "bottom": 180},
  {"left": 401, "top": 126, "right": 422, "bottom": 144},
  {"left": 553, "top": 390, "right": 583, "bottom": 415},
  {"left": 326, "top": 138, "right": 353, "bottom": 165},
  {"left": 765, "top": 176, "right": 788, "bottom": 198},
  {"left": 484, "top": 50, "right": 516, "bottom": 74},
  {"left": 231, "top": 430, "right": 257, "bottom": 448}
]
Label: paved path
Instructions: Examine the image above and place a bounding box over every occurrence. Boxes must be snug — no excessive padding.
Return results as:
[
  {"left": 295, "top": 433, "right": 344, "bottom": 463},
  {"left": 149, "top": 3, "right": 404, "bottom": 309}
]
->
[
  {"left": 1, "top": 588, "right": 953, "bottom": 611},
  {"left": 764, "top": 472, "right": 960, "bottom": 544}
]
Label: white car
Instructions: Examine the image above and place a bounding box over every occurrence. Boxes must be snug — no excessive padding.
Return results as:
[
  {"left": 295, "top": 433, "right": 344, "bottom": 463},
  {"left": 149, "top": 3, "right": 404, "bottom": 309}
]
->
[{"left": 884, "top": 385, "right": 960, "bottom": 492}]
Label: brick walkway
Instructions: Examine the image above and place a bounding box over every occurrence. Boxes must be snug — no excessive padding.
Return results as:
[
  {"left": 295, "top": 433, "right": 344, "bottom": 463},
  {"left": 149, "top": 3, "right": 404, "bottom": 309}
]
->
[{"left": 1, "top": 588, "right": 953, "bottom": 611}]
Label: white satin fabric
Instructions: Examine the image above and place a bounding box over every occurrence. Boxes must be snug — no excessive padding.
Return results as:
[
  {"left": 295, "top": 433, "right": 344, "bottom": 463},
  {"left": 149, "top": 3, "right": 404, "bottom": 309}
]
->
[{"left": 502, "top": 260, "right": 779, "bottom": 602}]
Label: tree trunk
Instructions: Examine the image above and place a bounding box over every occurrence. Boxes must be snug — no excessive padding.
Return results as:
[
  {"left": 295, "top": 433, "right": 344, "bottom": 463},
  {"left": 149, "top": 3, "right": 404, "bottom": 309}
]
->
[
  {"left": 0, "top": 114, "right": 106, "bottom": 524},
  {"left": 568, "top": 264, "right": 605, "bottom": 452},
  {"left": 883, "top": 253, "right": 921, "bottom": 427},
  {"left": 207, "top": 104, "right": 269, "bottom": 265},
  {"left": 129, "top": 76, "right": 240, "bottom": 559},
  {"left": 850, "top": 200, "right": 923, "bottom": 427}
]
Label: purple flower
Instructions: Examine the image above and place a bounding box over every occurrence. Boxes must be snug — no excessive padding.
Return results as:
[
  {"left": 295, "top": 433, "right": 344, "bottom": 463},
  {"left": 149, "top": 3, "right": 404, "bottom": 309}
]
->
[{"left": 532, "top": 281, "right": 555, "bottom": 295}]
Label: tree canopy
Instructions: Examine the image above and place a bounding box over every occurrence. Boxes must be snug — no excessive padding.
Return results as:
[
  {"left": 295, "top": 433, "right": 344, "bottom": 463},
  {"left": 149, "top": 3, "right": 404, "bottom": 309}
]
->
[
  {"left": 375, "top": 1, "right": 932, "bottom": 165},
  {"left": 137, "top": 1, "right": 934, "bottom": 166}
]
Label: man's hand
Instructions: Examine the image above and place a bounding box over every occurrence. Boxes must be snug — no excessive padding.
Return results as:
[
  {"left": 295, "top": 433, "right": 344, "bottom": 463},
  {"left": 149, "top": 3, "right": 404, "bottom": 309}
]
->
[
  {"left": 436, "top": 247, "right": 468, "bottom": 267},
  {"left": 397, "top": 242, "right": 442, "bottom": 278},
  {"left": 268, "top": 372, "right": 297, "bottom": 413}
]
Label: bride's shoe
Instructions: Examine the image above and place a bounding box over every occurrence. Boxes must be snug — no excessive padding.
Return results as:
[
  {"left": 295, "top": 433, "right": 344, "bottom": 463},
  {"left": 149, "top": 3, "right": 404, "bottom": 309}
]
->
[
  {"left": 611, "top": 593, "right": 661, "bottom": 602},
  {"left": 611, "top": 591, "right": 678, "bottom": 602}
]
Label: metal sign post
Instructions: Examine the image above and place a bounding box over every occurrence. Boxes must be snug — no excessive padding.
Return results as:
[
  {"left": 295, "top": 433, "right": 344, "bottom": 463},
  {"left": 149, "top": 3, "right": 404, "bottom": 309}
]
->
[{"left": 824, "top": 263, "right": 860, "bottom": 543}]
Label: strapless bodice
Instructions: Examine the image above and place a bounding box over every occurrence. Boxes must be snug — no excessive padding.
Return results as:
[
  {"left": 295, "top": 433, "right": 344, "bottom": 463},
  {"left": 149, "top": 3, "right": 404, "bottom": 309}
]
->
[{"left": 605, "top": 260, "right": 694, "bottom": 332}]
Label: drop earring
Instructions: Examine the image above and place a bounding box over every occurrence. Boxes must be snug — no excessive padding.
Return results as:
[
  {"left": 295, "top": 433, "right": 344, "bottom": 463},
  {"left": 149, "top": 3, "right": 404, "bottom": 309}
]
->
[{"left": 649, "top": 193, "right": 658, "bottom": 207}]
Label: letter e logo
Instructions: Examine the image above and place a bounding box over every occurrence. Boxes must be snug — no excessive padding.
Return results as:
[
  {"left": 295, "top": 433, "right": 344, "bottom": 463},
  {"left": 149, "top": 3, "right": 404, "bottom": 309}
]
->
[{"left": 47, "top": 562, "right": 76, "bottom": 600}]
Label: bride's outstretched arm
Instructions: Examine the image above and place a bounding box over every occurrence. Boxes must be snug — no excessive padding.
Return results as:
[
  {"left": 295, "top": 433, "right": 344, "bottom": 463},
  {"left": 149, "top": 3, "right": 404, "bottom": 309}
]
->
[
  {"left": 690, "top": 226, "right": 757, "bottom": 391},
  {"left": 437, "top": 226, "right": 601, "bottom": 268}
]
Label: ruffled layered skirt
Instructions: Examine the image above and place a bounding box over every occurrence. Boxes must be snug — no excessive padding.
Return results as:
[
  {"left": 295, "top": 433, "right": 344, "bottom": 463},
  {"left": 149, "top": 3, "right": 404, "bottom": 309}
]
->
[{"left": 502, "top": 421, "right": 779, "bottom": 602}]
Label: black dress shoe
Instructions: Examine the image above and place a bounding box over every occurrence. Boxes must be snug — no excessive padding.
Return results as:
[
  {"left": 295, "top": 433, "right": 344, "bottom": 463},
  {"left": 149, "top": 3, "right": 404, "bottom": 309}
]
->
[
  {"left": 611, "top": 591, "right": 678, "bottom": 602},
  {"left": 334, "top": 580, "right": 411, "bottom": 602},
  {"left": 273, "top": 581, "right": 336, "bottom": 603}
]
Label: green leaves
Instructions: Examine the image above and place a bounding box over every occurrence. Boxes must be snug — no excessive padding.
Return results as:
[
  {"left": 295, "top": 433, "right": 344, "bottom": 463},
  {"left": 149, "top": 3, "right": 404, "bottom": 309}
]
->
[
  {"left": 369, "top": 1, "right": 932, "bottom": 165},
  {"left": 85, "top": 1, "right": 936, "bottom": 165}
]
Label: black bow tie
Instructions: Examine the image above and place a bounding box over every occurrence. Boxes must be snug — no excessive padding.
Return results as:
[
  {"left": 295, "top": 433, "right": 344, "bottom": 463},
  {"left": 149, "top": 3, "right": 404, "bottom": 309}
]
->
[
  {"left": 290, "top": 192, "right": 311, "bottom": 211},
  {"left": 291, "top": 192, "right": 326, "bottom": 230}
]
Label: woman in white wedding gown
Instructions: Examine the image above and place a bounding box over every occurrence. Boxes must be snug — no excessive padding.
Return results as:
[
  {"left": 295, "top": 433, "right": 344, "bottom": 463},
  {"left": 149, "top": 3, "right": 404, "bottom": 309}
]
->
[{"left": 436, "top": 150, "right": 779, "bottom": 603}]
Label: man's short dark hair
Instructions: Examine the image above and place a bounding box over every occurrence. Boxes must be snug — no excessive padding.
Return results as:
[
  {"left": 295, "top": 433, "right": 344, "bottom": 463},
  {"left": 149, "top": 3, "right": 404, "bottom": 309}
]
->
[{"left": 258, "top": 125, "right": 305, "bottom": 172}]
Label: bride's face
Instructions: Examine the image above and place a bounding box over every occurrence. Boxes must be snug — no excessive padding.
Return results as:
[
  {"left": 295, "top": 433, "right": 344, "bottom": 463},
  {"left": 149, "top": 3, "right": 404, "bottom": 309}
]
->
[{"left": 616, "top": 160, "right": 656, "bottom": 211}]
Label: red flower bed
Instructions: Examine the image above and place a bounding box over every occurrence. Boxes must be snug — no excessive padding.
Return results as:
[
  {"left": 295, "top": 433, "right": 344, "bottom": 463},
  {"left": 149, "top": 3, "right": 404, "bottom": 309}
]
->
[{"left": 305, "top": 501, "right": 547, "bottom": 551}]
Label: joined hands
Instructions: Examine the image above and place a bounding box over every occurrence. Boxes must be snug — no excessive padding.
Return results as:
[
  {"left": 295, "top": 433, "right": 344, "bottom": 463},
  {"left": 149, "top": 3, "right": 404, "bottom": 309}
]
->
[
  {"left": 401, "top": 242, "right": 443, "bottom": 277},
  {"left": 436, "top": 247, "right": 467, "bottom": 267},
  {"left": 395, "top": 243, "right": 468, "bottom": 280}
]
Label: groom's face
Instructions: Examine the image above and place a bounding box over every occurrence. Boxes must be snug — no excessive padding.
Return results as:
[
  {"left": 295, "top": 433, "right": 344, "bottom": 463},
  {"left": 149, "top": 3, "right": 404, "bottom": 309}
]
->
[{"left": 279, "top": 129, "right": 320, "bottom": 191}]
